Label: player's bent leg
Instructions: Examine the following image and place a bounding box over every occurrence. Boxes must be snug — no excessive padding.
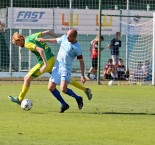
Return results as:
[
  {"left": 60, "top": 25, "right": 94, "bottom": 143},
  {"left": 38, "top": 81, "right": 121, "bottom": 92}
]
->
[
  {"left": 8, "top": 74, "right": 32, "bottom": 105},
  {"left": 8, "top": 63, "right": 42, "bottom": 105},
  {"left": 71, "top": 78, "right": 92, "bottom": 100},
  {"left": 48, "top": 81, "right": 69, "bottom": 113},
  {"left": 61, "top": 80, "right": 84, "bottom": 110},
  {"left": 61, "top": 77, "right": 83, "bottom": 110},
  {"left": 18, "top": 74, "right": 32, "bottom": 102},
  {"left": 71, "top": 78, "right": 85, "bottom": 91}
]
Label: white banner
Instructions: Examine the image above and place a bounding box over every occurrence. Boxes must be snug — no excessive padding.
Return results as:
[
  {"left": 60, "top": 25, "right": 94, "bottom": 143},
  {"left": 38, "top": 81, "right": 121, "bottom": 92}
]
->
[
  {"left": 8, "top": 7, "right": 153, "bottom": 34},
  {"left": 54, "top": 9, "right": 120, "bottom": 35},
  {"left": 54, "top": 9, "right": 153, "bottom": 35},
  {"left": 8, "top": 7, "right": 53, "bottom": 29}
]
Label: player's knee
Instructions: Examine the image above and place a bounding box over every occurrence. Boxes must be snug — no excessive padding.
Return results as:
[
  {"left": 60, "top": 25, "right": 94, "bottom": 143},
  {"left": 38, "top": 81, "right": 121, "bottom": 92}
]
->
[
  {"left": 24, "top": 76, "right": 31, "bottom": 82},
  {"left": 48, "top": 86, "right": 52, "bottom": 91},
  {"left": 48, "top": 85, "right": 55, "bottom": 92},
  {"left": 60, "top": 87, "right": 67, "bottom": 93}
]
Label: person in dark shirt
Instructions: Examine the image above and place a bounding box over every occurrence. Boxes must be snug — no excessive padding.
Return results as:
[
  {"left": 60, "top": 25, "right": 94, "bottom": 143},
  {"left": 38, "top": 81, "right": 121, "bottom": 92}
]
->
[
  {"left": 108, "top": 32, "right": 121, "bottom": 65},
  {"left": 116, "top": 58, "right": 126, "bottom": 80}
]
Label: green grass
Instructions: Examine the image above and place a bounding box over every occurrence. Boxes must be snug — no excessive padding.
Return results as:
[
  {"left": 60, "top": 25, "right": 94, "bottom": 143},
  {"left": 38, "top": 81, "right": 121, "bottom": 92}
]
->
[{"left": 0, "top": 81, "right": 155, "bottom": 145}]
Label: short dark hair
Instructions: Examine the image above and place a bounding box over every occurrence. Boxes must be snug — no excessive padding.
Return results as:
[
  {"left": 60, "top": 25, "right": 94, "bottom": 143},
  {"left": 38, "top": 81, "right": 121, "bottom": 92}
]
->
[
  {"left": 118, "top": 58, "right": 123, "bottom": 62},
  {"left": 108, "top": 59, "right": 113, "bottom": 63},
  {"left": 116, "top": 32, "right": 120, "bottom": 35}
]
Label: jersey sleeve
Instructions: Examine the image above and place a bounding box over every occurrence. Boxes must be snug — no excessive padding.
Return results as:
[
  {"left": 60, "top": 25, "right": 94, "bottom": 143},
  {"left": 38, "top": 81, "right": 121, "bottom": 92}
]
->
[
  {"left": 56, "top": 35, "right": 66, "bottom": 44},
  {"left": 36, "top": 32, "right": 42, "bottom": 37},
  {"left": 76, "top": 45, "right": 83, "bottom": 59}
]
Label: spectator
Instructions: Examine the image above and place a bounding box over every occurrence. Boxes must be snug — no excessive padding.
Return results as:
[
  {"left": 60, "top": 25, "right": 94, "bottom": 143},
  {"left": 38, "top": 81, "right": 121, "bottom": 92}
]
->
[
  {"left": 0, "top": 21, "right": 9, "bottom": 71},
  {"left": 116, "top": 58, "right": 126, "bottom": 80},
  {"left": 87, "top": 35, "right": 104, "bottom": 80},
  {"left": 108, "top": 32, "right": 121, "bottom": 65},
  {"left": 103, "top": 58, "right": 117, "bottom": 80},
  {"left": 141, "top": 60, "right": 152, "bottom": 81},
  {"left": 142, "top": 60, "right": 150, "bottom": 76},
  {"left": 130, "top": 61, "right": 144, "bottom": 81},
  {"left": 131, "top": 61, "right": 152, "bottom": 81}
]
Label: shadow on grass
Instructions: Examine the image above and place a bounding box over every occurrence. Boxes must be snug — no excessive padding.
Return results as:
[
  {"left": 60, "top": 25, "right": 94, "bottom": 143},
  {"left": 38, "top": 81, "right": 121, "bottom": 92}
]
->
[
  {"left": 30, "top": 112, "right": 47, "bottom": 114},
  {"left": 30, "top": 110, "right": 155, "bottom": 116},
  {"left": 92, "top": 112, "right": 155, "bottom": 116}
]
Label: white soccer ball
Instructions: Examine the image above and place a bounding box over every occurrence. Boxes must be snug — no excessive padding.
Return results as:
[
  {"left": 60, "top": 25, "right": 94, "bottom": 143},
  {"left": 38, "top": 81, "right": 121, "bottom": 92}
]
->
[
  {"left": 21, "top": 99, "right": 33, "bottom": 111},
  {"left": 108, "top": 80, "right": 114, "bottom": 86}
]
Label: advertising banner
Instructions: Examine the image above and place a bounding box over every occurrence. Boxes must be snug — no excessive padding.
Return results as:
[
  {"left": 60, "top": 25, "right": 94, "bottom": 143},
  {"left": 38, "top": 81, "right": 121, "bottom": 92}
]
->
[
  {"left": 54, "top": 9, "right": 153, "bottom": 35},
  {"left": 8, "top": 7, "right": 53, "bottom": 29},
  {"left": 8, "top": 7, "right": 153, "bottom": 34}
]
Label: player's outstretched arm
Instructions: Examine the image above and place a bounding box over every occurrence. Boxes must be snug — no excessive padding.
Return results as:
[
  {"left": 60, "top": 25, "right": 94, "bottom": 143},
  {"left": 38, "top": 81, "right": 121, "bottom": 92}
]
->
[
  {"left": 37, "top": 38, "right": 57, "bottom": 43},
  {"left": 41, "top": 30, "right": 59, "bottom": 38}
]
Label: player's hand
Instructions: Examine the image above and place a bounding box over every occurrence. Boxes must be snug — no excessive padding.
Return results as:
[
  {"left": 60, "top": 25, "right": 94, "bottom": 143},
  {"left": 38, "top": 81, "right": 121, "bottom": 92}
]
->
[
  {"left": 107, "top": 44, "right": 111, "bottom": 49},
  {"left": 40, "top": 64, "right": 47, "bottom": 73},
  {"left": 81, "top": 76, "right": 86, "bottom": 84},
  {"left": 37, "top": 38, "right": 44, "bottom": 42}
]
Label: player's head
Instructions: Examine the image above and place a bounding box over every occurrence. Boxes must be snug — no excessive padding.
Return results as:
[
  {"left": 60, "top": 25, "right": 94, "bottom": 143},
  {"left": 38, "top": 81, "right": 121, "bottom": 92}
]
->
[
  {"left": 12, "top": 32, "right": 25, "bottom": 47},
  {"left": 145, "top": 60, "right": 150, "bottom": 65},
  {"left": 116, "top": 32, "right": 120, "bottom": 40},
  {"left": 108, "top": 58, "right": 113, "bottom": 64},
  {"left": 96, "top": 35, "right": 104, "bottom": 41},
  {"left": 118, "top": 58, "right": 123, "bottom": 65},
  {"left": 67, "top": 29, "right": 77, "bottom": 43}
]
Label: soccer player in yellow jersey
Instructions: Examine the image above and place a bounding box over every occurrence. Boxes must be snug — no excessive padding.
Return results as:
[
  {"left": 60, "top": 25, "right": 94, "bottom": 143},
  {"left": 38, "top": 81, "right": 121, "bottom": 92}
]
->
[{"left": 8, "top": 30, "right": 92, "bottom": 105}]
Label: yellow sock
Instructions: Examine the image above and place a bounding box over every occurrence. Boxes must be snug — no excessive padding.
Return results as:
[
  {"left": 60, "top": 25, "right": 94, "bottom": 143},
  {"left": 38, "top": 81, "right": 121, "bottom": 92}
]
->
[
  {"left": 18, "top": 85, "right": 29, "bottom": 101},
  {"left": 71, "top": 79, "right": 85, "bottom": 92}
]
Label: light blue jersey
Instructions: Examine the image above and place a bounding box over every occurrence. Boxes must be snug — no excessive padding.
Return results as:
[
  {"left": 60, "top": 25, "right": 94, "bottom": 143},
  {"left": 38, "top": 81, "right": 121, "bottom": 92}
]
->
[
  {"left": 50, "top": 35, "right": 83, "bottom": 85},
  {"left": 56, "top": 35, "right": 82, "bottom": 71}
]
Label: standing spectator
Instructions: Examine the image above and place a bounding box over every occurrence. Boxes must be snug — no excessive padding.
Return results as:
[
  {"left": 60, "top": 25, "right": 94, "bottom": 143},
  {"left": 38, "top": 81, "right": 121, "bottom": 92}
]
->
[
  {"left": 108, "top": 32, "right": 121, "bottom": 65},
  {"left": 38, "top": 29, "right": 86, "bottom": 113},
  {"left": 103, "top": 59, "right": 117, "bottom": 80},
  {"left": 87, "top": 35, "right": 104, "bottom": 80},
  {"left": 0, "top": 21, "right": 9, "bottom": 71}
]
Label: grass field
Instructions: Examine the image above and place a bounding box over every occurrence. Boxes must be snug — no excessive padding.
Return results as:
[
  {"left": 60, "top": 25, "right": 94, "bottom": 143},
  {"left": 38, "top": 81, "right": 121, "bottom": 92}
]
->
[{"left": 0, "top": 81, "right": 155, "bottom": 145}]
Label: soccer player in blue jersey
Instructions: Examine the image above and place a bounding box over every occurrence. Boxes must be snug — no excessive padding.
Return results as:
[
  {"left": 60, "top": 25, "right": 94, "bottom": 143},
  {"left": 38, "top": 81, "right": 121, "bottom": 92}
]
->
[
  {"left": 38, "top": 29, "right": 86, "bottom": 113},
  {"left": 8, "top": 30, "right": 92, "bottom": 106}
]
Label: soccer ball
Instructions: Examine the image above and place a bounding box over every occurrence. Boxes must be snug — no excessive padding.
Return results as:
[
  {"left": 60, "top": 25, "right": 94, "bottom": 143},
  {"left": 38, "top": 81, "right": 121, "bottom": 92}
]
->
[
  {"left": 108, "top": 80, "right": 114, "bottom": 86},
  {"left": 21, "top": 99, "right": 33, "bottom": 111}
]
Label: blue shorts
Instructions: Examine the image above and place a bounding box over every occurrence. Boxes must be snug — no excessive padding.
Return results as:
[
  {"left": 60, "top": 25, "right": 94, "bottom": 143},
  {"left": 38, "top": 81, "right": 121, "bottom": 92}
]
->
[{"left": 49, "top": 66, "right": 71, "bottom": 85}]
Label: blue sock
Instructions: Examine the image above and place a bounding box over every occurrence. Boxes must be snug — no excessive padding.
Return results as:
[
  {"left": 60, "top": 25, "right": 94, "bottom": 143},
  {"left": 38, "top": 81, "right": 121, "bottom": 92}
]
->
[
  {"left": 66, "top": 88, "right": 80, "bottom": 100},
  {"left": 51, "top": 89, "right": 67, "bottom": 106}
]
